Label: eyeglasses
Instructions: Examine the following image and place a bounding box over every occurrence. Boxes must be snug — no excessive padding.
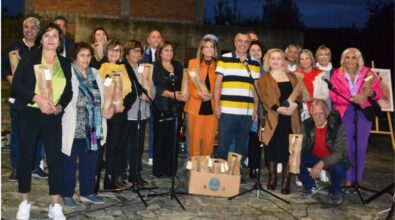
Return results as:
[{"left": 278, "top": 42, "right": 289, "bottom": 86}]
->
[{"left": 319, "top": 54, "right": 330, "bottom": 58}]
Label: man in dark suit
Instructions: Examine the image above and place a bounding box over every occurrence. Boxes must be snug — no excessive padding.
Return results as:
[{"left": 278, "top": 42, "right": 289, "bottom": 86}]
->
[{"left": 54, "top": 16, "right": 73, "bottom": 59}]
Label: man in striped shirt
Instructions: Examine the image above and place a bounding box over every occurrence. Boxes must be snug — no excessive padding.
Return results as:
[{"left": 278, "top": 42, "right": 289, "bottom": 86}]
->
[{"left": 214, "top": 32, "right": 260, "bottom": 172}]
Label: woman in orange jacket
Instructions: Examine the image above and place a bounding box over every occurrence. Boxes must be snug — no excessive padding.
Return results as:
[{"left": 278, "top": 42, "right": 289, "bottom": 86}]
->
[{"left": 184, "top": 37, "right": 218, "bottom": 157}]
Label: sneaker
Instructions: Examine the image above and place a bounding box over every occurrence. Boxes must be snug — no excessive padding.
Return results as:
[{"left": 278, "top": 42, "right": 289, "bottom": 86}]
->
[
  {"left": 80, "top": 194, "right": 105, "bottom": 204},
  {"left": 147, "top": 158, "right": 153, "bottom": 166},
  {"left": 302, "top": 186, "right": 321, "bottom": 199},
  {"left": 62, "top": 197, "right": 77, "bottom": 209},
  {"left": 48, "top": 203, "right": 66, "bottom": 220},
  {"left": 16, "top": 200, "right": 31, "bottom": 220},
  {"left": 295, "top": 177, "right": 303, "bottom": 187},
  {"left": 319, "top": 170, "right": 329, "bottom": 183},
  {"left": 9, "top": 168, "right": 18, "bottom": 181},
  {"left": 32, "top": 168, "right": 48, "bottom": 180},
  {"left": 319, "top": 193, "right": 344, "bottom": 205}
]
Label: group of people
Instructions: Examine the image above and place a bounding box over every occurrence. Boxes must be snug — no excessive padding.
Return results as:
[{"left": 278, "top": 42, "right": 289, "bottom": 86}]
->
[{"left": 2, "top": 16, "right": 382, "bottom": 220}]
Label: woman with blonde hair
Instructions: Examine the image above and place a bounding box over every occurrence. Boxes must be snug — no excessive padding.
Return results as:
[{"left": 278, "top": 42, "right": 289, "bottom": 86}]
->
[
  {"left": 184, "top": 37, "right": 218, "bottom": 157},
  {"left": 258, "top": 48, "right": 301, "bottom": 194},
  {"left": 330, "top": 48, "right": 381, "bottom": 191},
  {"left": 97, "top": 40, "right": 136, "bottom": 190}
]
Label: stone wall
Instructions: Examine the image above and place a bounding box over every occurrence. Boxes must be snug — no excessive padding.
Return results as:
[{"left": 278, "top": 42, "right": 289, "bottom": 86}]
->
[{"left": 76, "top": 17, "right": 304, "bottom": 66}]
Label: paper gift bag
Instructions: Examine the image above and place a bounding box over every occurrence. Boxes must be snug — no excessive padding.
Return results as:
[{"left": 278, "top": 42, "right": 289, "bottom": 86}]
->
[
  {"left": 361, "top": 75, "right": 374, "bottom": 97},
  {"left": 139, "top": 64, "right": 154, "bottom": 97},
  {"left": 92, "top": 43, "right": 104, "bottom": 61},
  {"left": 226, "top": 152, "right": 242, "bottom": 176},
  {"left": 180, "top": 69, "right": 189, "bottom": 101},
  {"left": 287, "top": 72, "right": 311, "bottom": 103},
  {"left": 112, "top": 73, "right": 124, "bottom": 113},
  {"left": 34, "top": 64, "right": 53, "bottom": 102},
  {"left": 102, "top": 75, "right": 115, "bottom": 114},
  {"left": 187, "top": 156, "right": 212, "bottom": 173},
  {"left": 289, "top": 134, "right": 303, "bottom": 174},
  {"left": 188, "top": 68, "right": 209, "bottom": 96},
  {"left": 9, "top": 49, "right": 21, "bottom": 75},
  {"left": 211, "top": 158, "right": 228, "bottom": 174}
]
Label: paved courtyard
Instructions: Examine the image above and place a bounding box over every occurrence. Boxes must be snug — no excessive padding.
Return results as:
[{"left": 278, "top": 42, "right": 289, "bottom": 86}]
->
[{"left": 1, "top": 98, "right": 394, "bottom": 220}]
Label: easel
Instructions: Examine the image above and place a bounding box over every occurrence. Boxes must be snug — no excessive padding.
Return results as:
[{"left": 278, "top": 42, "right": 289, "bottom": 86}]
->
[{"left": 370, "top": 61, "right": 395, "bottom": 151}]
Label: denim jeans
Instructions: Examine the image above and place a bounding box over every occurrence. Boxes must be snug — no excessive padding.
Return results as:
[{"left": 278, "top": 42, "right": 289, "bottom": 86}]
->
[
  {"left": 299, "top": 153, "right": 346, "bottom": 197},
  {"left": 216, "top": 113, "right": 252, "bottom": 163}
]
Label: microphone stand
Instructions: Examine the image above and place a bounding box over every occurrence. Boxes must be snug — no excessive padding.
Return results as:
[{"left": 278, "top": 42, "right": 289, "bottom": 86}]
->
[
  {"left": 327, "top": 83, "right": 376, "bottom": 204},
  {"left": 147, "top": 73, "right": 187, "bottom": 210},
  {"left": 229, "top": 61, "right": 289, "bottom": 204}
]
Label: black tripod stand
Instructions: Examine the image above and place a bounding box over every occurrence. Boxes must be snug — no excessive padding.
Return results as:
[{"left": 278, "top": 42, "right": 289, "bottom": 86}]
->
[
  {"left": 229, "top": 62, "right": 289, "bottom": 204},
  {"left": 147, "top": 73, "right": 187, "bottom": 210},
  {"left": 327, "top": 83, "right": 376, "bottom": 204}
]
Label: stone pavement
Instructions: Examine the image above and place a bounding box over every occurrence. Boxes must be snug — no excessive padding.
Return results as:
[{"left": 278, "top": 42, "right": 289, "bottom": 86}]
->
[{"left": 1, "top": 99, "right": 394, "bottom": 220}]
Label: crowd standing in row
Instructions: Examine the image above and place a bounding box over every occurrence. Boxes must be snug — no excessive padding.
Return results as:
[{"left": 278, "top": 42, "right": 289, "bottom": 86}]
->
[{"left": 2, "top": 16, "right": 381, "bottom": 220}]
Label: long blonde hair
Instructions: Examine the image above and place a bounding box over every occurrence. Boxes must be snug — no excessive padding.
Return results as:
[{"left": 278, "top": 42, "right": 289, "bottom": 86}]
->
[{"left": 340, "top": 47, "right": 364, "bottom": 73}]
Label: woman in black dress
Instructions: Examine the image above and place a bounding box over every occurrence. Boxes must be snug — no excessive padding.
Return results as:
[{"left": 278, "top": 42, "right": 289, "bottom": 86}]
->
[
  {"left": 258, "top": 48, "right": 301, "bottom": 194},
  {"left": 152, "top": 41, "right": 186, "bottom": 177}
]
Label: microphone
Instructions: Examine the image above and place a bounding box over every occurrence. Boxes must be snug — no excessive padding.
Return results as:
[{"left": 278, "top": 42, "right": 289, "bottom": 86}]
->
[
  {"left": 242, "top": 61, "right": 251, "bottom": 74},
  {"left": 321, "top": 76, "right": 333, "bottom": 89}
]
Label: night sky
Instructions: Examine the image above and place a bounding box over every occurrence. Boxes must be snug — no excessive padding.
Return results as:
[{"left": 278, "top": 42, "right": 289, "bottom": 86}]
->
[
  {"left": 3, "top": 0, "right": 370, "bottom": 28},
  {"left": 205, "top": 0, "right": 370, "bottom": 28}
]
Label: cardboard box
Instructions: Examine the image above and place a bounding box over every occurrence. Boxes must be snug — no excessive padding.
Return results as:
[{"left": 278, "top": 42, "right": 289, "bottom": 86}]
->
[{"left": 188, "top": 171, "right": 240, "bottom": 197}]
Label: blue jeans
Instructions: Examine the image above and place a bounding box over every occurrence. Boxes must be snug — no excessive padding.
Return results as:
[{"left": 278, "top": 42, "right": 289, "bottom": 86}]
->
[
  {"left": 299, "top": 153, "right": 346, "bottom": 197},
  {"left": 10, "top": 108, "right": 44, "bottom": 170},
  {"left": 61, "top": 139, "right": 98, "bottom": 197},
  {"left": 217, "top": 114, "right": 252, "bottom": 162}
]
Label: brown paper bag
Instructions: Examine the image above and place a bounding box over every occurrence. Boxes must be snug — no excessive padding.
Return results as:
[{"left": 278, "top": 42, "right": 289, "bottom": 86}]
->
[
  {"left": 102, "top": 75, "right": 115, "bottom": 114},
  {"left": 226, "top": 152, "right": 242, "bottom": 176},
  {"left": 9, "top": 49, "right": 21, "bottom": 75},
  {"left": 112, "top": 73, "right": 124, "bottom": 113},
  {"left": 188, "top": 68, "right": 209, "bottom": 96},
  {"left": 289, "top": 134, "right": 303, "bottom": 174},
  {"left": 362, "top": 75, "right": 373, "bottom": 97},
  {"left": 211, "top": 158, "right": 228, "bottom": 174},
  {"left": 140, "top": 64, "right": 154, "bottom": 97},
  {"left": 92, "top": 43, "right": 104, "bottom": 61},
  {"left": 34, "top": 64, "right": 53, "bottom": 102},
  {"left": 180, "top": 69, "right": 189, "bottom": 101},
  {"left": 288, "top": 72, "right": 311, "bottom": 103},
  {"left": 187, "top": 156, "right": 211, "bottom": 173}
]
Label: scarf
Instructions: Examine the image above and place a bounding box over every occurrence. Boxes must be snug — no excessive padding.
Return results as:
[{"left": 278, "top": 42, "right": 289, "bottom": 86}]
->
[
  {"left": 72, "top": 64, "right": 103, "bottom": 151},
  {"left": 316, "top": 62, "right": 333, "bottom": 72}
]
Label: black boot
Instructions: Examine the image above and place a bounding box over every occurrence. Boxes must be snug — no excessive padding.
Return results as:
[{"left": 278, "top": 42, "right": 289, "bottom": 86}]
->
[
  {"left": 104, "top": 175, "right": 118, "bottom": 190},
  {"left": 267, "top": 161, "right": 277, "bottom": 190},
  {"left": 281, "top": 163, "right": 291, "bottom": 194}
]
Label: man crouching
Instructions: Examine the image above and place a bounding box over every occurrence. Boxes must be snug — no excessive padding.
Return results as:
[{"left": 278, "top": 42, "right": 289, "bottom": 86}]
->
[{"left": 299, "top": 98, "right": 348, "bottom": 205}]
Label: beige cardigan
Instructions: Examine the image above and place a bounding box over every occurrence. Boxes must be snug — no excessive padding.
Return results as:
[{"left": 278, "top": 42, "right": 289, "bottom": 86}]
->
[
  {"left": 257, "top": 72, "right": 301, "bottom": 146},
  {"left": 61, "top": 68, "right": 107, "bottom": 156}
]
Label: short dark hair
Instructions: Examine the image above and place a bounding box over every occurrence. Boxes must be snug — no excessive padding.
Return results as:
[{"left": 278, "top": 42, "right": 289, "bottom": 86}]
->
[
  {"left": 90, "top": 27, "right": 110, "bottom": 44},
  {"left": 35, "top": 23, "right": 65, "bottom": 54},
  {"left": 124, "top": 40, "right": 144, "bottom": 59},
  {"left": 71, "top": 41, "right": 94, "bottom": 61},
  {"left": 155, "top": 41, "right": 175, "bottom": 62},
  {"left": 53, "top": 16, "right": 68, "bottom": 25},
  {"left": 249, "top": 40, "right": 266, "bottom": 58}
]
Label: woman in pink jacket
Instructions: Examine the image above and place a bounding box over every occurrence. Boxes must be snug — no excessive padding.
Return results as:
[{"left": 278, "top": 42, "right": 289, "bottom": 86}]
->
[{"left": 329, "top": 48, "right": 381, "bottom": 189}]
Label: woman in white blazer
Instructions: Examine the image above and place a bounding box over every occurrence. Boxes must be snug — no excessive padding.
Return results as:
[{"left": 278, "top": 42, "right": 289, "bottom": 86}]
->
[{"left": 60, "top": 42, "right": 112, "bottom": 208}]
